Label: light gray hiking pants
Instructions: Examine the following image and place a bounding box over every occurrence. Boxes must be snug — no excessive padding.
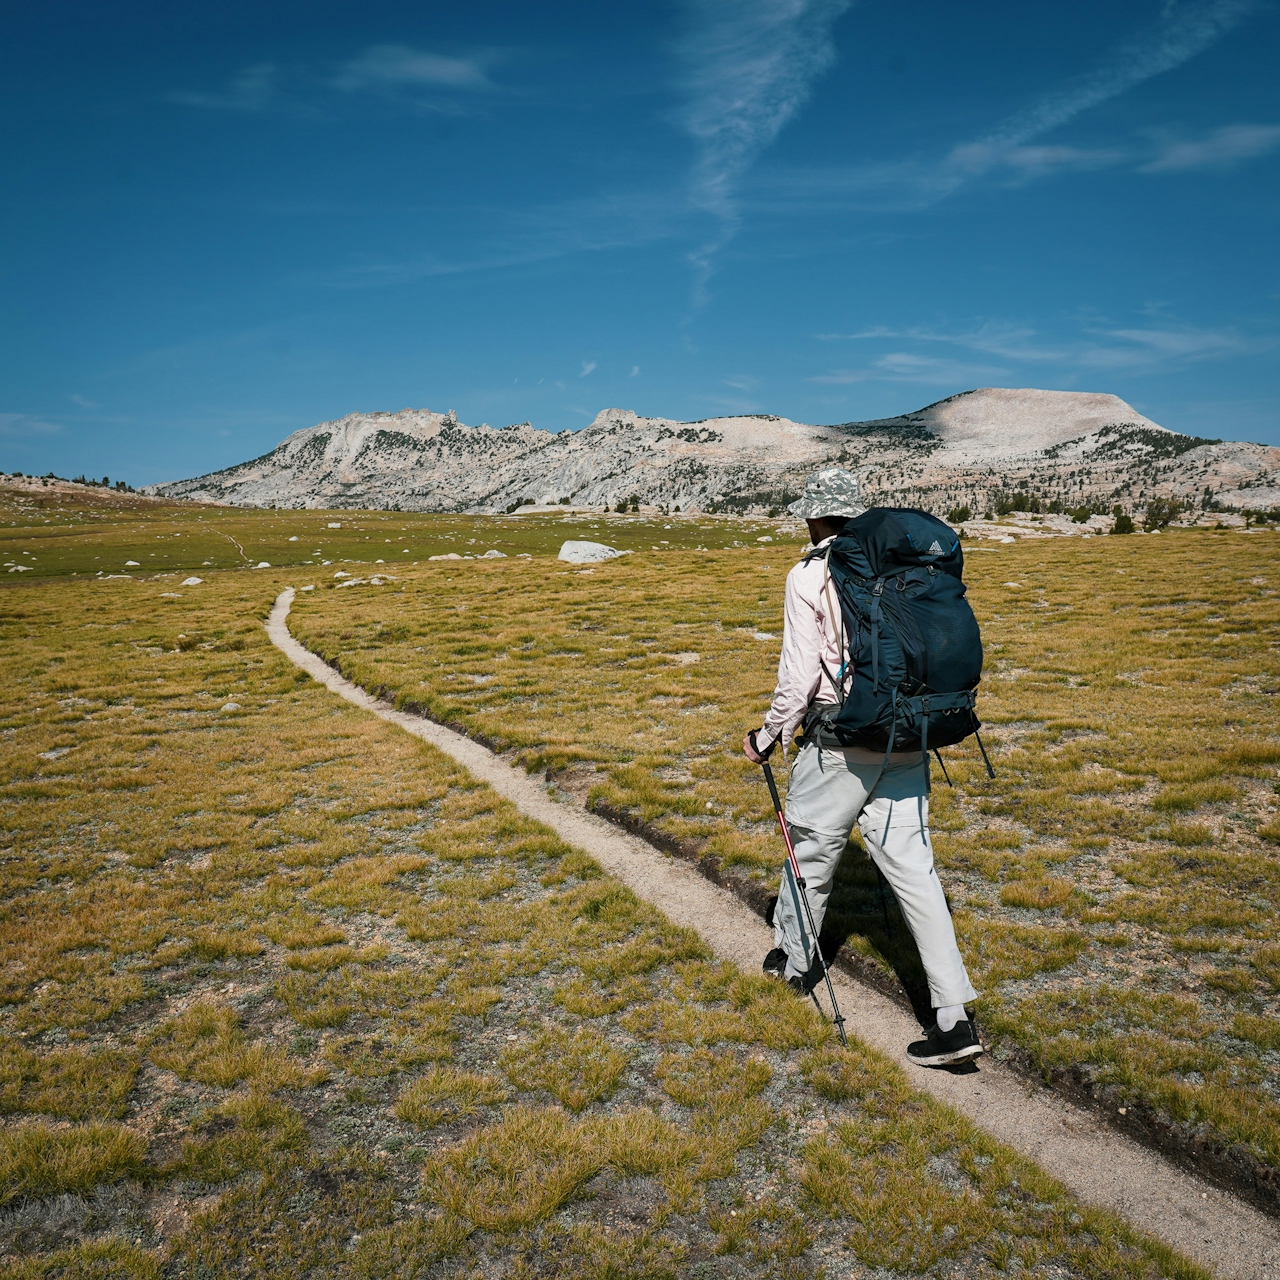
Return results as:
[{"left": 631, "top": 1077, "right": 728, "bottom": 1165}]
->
[{"left": 773, "top": 740, "right": 977, "bottom": 1009}]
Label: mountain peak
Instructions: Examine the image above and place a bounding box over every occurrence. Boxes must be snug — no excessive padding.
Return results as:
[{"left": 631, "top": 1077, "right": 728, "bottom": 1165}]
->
[{"left": 149, "top": 388, "right": 1277, "bottom": 515}]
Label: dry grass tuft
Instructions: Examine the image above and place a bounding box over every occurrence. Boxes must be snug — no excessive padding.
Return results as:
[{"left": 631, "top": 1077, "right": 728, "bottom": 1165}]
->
[
  {"left": 2, "top": 1238, "right": 160, "bottom": 1280},
  {"left": 174, "top": 1091, "right": 308, "bottom": 1184},
  {"left": 420, "top": 1104, "right": 604, "bottom": 1232},
  {"left": 394, "top": 1065, "right": 507, "bottom": 1127},
  {"left": 0, "top": 1122, "right": 147, "bottom": 1206},
  {"left": 654, "top": 1048, "right": 771, "bottom": 1112},
  {"left": 148, "top": 1001, "right": 325, "bottom": 1089},
  {"left": 500, "top": 1025, "right": 629, "bottom": 1112},
  {"left": 0, "top": 1041, "right": 138, "bottom": 1121}
]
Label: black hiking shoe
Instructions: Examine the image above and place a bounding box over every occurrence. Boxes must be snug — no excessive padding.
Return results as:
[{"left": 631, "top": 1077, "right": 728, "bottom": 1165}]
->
[
  {"left": 786, "top": 954, "right": 826, "bottom": 996},
  {"left": 906, "top": 1019, "right": 983, "bottom": 1066},
  {"left": 762, "top": 948, "right": 789, "bottom": 981}
]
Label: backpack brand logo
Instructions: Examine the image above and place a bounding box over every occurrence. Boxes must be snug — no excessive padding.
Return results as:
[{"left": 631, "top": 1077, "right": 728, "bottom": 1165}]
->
[{"left": 926, "top": 540, "right": 944, "bottom": 556}]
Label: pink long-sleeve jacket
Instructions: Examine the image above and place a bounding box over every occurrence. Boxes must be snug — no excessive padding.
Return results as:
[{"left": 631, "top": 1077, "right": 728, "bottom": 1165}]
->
[{"left": 755, "top": 536, "right": 849, "bottom": 754}]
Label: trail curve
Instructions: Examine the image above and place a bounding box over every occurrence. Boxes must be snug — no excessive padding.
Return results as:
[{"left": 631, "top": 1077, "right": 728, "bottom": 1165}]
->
[{"left": 266, "top": 586, "right": 1280, "bottom": 1279}]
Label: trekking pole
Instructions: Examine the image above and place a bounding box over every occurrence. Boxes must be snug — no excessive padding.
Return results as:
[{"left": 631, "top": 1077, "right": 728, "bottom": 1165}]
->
[{"left": 751, "top": 734, "right": 848, "bottom": 1047}]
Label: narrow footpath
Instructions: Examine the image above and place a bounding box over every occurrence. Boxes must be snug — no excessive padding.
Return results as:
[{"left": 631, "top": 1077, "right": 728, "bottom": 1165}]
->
[{"left": 267, "top": 586, "right": 1280, "bottom": 1280}]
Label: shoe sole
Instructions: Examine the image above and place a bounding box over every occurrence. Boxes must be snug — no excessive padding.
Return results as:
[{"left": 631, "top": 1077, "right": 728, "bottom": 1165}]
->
[{"left": 907, "top": 1043, "right": 984, "bottom": 1067}]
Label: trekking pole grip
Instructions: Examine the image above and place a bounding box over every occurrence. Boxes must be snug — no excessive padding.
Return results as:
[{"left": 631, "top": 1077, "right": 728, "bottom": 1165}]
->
[{"left": 759, "top": 764, "right": 783, "bottom": 816}]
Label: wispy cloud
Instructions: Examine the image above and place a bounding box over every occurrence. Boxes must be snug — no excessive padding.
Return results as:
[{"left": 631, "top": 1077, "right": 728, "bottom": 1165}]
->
[
  {"left": 0, "top": 413, "right": 62, "bottom": 437},
  {"left": 814, "top": 317, "right": 1271, "bottom": 385},
  {"left": 171, "top": 45, "right": 499, "bottom": 116},
  {"left": 984, "top": 144, "right": 1129, "bottom": 180},
  {"left": 325, "top": 189, "right": 684, "bottom": 288},
  {"left": 68, "top": 394, "right": 98, "bottom": 409},
  {"left": 812, "top": 352, "right": 1010, "bottom": 386},
  {"left": 1088, "top": 325, "right": 1248, "bottom": 366},
  {"left": 760, "top": 0, "right": 1261, "bottom": 210},
  {"left": 629, "top": 366, "right": 641, "bottom": 378},
  {"left": 936, "top": 0, "right": 1257, "bottom": 190},
  {"left": 1140, "top": 122, "right": 1280, "bottom": 172},
  {"left": 333, "top": 45, "right": 497, "bottom": 95},
  {"left": 579, "top": 361, "right": 597, "bottom": 377},
  {"left": 170, "top": 63, "right": 278, "bottom": 112},
  {"left": 676, "top": 0, "right": 852, "bottom": 294}
]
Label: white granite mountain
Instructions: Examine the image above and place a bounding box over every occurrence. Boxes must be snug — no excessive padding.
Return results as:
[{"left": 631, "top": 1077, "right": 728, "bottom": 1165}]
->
[{"left": 149, "top": 388, "right": 1280, "bottom": 515}]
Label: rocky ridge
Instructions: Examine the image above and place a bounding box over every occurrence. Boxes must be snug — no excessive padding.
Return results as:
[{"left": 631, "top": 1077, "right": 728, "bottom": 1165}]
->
[{"left": 149, "top": 388, "right": 1280, "bottom": 516}]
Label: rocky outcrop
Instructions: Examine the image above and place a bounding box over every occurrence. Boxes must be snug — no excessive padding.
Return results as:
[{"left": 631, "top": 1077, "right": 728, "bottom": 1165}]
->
[{"left": 148, "top": 389, "right": 1280, "bottom": 516}]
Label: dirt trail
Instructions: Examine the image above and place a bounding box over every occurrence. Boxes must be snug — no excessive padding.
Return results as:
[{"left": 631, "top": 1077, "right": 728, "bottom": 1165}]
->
[{"left": 267, "top": 586, "right": 1280, "bottom": 1279}]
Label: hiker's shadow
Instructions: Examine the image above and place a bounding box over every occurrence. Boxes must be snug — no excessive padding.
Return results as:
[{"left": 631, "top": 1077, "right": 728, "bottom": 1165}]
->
[{"left": 818, "top": 837, "right": 936, "bottom": 1028}]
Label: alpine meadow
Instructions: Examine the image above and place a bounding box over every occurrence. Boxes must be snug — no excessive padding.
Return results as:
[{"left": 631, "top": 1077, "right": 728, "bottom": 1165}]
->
[{"left": 1, "top": 478, "right": 1276, "bottom": 1276}]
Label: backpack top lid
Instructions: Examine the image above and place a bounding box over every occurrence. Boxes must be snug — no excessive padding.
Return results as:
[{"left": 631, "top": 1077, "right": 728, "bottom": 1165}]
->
[{"left": 832, "top": 507, "right": 963, "bottom": 580}]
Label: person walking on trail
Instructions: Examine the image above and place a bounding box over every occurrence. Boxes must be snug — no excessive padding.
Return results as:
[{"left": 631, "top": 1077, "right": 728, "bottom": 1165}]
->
[{"left": 742, "top": 467, "right": 982, "bottom": 1067}]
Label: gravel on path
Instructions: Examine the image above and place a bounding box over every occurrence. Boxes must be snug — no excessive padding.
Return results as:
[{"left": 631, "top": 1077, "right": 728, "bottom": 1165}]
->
[{"left": 267, "top": 586, "right": 1280, "bottom": 1280}]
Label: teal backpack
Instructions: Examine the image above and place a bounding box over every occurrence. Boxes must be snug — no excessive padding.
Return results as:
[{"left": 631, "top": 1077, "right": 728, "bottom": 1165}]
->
[{"left": 809, "top": 507, "right": 993, "bottom": 785}]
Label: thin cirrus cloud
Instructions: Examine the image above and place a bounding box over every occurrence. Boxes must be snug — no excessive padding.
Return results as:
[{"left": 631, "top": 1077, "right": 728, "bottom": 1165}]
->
[
  {"left": 812, "top": 320, "right": 1267, "bottom": 386},
  {"left": 327, "top": 190, "right": 685, "bottom": 289},
  {"left": 937, "top": 0, "right": 1259, "bottom": 187},
  {"left": 675, "top": 0, "right": 852, "bottom": 293},
  {"left": 579, "top": 361, "right": 597, "bottom": 377},
  {"left": 332, "top": 45, "right": 496, "bottom": 95},
  {"left": 812, "top": 353, "right": 1011, "bottom": 387},
  {"left": 0, "top": 413, "right": 63, "bottom": 438},
  {"left": 170, "top": 45, "right": 496, "bottom": 114},
  {"left": 760, "top": 0, "right": 1263, "bottom": 210},
  {"left": 169, "top": 63, "right": 278, "bottom": 112},
  {"left": 1140, "top": 122, "right": 1280, "bottom": 172}
]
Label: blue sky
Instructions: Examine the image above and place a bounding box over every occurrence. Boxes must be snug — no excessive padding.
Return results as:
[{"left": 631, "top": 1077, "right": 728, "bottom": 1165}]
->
[{"left": 2, "top": 0, "right": 1278, "bottom": 484}]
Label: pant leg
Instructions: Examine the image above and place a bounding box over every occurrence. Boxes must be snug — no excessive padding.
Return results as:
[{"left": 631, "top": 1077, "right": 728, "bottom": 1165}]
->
[
  {"left": 858, "top": 756, "right": 977, "bottom": 1009},
  {"left": 772, "top": 743, "right": 875, "bottom": 965},
  {"left": 773, "top": 824, "right": 846, "bottom": 965}
]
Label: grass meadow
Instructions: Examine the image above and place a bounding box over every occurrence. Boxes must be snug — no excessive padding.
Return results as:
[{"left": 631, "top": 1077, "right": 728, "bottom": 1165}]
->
[
  {"left": 289, "top": 525, "right": 1280, "bottom": 1190},
  {"left": 0, "top": 476, "right": 797, "bottom": 579},
  {"left": 0, "top": 500, "right": 1216, "bottom": 1274}
]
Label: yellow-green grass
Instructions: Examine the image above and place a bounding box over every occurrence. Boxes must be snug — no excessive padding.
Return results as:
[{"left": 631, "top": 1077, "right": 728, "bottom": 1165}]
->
[
  {"left": 289, "top": 527, "right": 1280, "bottom": 1175},
  {"left": 0, "top": 554, "right": 1202, "bottom": 1275},
  {"left": 0, "top": 480, "right": 803, "bottom": 581}
]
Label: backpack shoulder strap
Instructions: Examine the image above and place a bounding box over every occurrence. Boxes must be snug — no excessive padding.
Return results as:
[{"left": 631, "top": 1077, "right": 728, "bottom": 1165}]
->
[
  {"left": 802, "top": 542, "right": 831, "bottom": 564},
  {"left": 818, "top": 554, "right": 850, "bottom": 700}
]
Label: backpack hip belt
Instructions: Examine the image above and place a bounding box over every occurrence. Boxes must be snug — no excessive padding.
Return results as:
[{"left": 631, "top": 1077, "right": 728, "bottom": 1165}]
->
[{"left": 801, "top": 701, "right": 845, "bottom": 750}]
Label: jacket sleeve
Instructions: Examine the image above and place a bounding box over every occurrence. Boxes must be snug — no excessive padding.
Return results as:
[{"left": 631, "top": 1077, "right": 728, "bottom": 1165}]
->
[{"left": 756, "top": 564, "right": 822, "bottom": 753}]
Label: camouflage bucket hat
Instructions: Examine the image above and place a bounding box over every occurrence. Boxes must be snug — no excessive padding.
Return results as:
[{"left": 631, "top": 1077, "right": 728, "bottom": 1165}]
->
[{"left": 787, "top": 468, "right": 866, "bottom": 520}]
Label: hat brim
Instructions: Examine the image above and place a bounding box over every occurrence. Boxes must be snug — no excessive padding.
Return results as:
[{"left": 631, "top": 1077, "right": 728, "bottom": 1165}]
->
[{"left": 786, "top": 497, "right": 867, "bottom": 519}]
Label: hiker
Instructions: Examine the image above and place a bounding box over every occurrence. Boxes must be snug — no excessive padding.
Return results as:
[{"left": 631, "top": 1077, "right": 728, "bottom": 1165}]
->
[{"left": 743, "top": 468, "right": 982, "bottom": 1066}]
